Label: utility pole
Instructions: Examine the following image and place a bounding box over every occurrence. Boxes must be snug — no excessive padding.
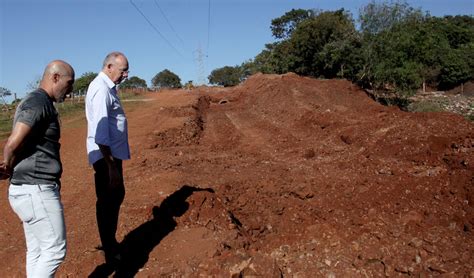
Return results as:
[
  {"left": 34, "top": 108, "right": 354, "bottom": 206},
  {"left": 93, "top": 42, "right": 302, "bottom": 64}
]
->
[{"left": 195, "top": 44, "right": 206, "bottom": 86}]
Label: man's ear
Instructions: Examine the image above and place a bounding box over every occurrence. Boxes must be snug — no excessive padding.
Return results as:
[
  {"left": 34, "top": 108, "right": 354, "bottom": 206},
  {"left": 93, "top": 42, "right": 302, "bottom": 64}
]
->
[{"left": 52, "top": 73, "right": 61, "bottom": 83}]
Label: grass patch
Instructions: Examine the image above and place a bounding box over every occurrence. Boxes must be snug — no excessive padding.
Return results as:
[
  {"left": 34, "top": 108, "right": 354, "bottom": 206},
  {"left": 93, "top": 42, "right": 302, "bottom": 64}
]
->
[
  {"left": 0, "top": 91, "right": 145, "bottom": 139},
  {"left": 0, "top": 112, "right": 13, "bottom": 139},
  {"left": 406, "top": 100, "right": 446, "bottom": 113},
  {"left": 119, "top": 90, "right": 146, "bottom": 101},
  {"left": 56, "top": 101, "right": 85, "bottom": 116}
]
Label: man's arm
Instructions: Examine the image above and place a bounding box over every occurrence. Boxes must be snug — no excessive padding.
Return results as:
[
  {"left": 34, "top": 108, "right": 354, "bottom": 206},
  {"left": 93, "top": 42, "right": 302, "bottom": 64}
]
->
[{"left": 0, "top": 122, "right": 32, "bottom": 179}]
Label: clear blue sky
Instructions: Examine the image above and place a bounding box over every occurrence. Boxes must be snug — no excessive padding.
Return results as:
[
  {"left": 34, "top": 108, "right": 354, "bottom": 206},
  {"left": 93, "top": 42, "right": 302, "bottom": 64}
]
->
[{"left": 1, "top": 0, "right": 473, "bottom": 101}]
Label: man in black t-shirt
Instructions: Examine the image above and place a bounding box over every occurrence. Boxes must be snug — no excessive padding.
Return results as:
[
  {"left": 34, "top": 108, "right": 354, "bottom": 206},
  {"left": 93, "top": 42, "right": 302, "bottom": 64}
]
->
[{"left": 0, "top": 60, "right": 74, "bottom": 277}]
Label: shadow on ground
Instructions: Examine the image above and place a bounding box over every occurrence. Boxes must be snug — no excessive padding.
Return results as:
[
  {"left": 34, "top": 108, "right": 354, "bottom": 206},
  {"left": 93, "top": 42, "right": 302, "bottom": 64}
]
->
[{"left": 88, "top": 185, "right": 214, "bottom": 278}]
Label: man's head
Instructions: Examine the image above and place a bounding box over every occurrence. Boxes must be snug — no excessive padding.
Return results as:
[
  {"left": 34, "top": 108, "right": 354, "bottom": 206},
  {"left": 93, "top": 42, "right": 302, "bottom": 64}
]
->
[
  {"left": 40, "top": 60, "right": 75, "bottom": 103},
  {"left": 102, "top": 51, "right": 129, "bottom": 85}
]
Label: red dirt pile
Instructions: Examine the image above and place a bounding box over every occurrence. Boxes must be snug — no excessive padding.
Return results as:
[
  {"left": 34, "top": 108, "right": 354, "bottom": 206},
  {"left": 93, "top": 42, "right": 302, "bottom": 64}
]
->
[{"left": 0, "top": 73, "right": 472, "bottom": 277}]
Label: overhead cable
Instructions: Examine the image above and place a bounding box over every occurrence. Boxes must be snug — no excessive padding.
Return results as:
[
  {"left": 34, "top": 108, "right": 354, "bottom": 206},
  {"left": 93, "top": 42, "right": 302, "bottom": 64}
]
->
[
  {"left": 153, "top": 0, "right": 186, "bottom": 47},
  {"left": 207, "top": 0, "right": 211, "bottom": 58},
  {"left": 129, "top": 0, "right": 183, "bottom": 58}
]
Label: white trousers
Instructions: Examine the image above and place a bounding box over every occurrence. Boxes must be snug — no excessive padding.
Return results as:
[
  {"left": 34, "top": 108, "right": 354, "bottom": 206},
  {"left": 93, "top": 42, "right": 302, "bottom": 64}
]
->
[{"left": 8, "top": 184, "right": 66, "bottom": 278}]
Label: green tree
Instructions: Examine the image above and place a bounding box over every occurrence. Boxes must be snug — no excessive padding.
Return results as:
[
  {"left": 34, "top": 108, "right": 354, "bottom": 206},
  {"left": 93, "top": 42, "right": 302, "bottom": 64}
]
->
[
  {"left": 430, "top": 16, "right": 474, "bottom": 88},
  {"left": 73, "top": 72, "right": 98, "bottom": 94},
  {"left": 359, "top": 0, "right": 422, "bottom": 35},
  {"left": 119, "top": 76, "right": 147, "bottom": 89},
  {"left": 152, "top": 69, "right": 182, "bottom": 89},
  {"left": 239, "top": 59, "right": 261, "bottom": 80},
  {"left": 358, "top": 3, "right": 473, "bottom": 95},
  {"left": 253, "top": 48, "right": 274, "bottom": 74},
  {"left": 253, "top": 41, "right": 296, "bottom": 74},
  {"left": 462, "top": 42, "right": 474, "bottom": 80},
  {"left": 249, "top": 4, "right": 473, "bottom": 99},
  {"left": 271, "top": 9, "right": 315, "bottom": 40},
  {"left": 370, "top": 23, "right": 423, "bottom": 92},
  {"left": 439, "top": 49, "right": 472, "bottom": 89},
  {"left": 440, "top": 15, "right": 474, "bottom": 49},
  {"left": 357, "top": 1, "right": 427, "bottom": 94},
  {"left": 408, "top": 18, "right": 447, "bottom": 89},
  {"left": 208, "top": 66, "right": 241, "bottom": 87},
  {"left": 288, "top": 9, "right": 360, "bottom": 78}
]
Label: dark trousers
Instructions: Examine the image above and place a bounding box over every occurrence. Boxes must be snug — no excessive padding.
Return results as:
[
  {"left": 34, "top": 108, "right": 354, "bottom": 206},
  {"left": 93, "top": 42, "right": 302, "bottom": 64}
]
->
[{"left": 93, "top": 158, "right": 125, "bottom": 256}]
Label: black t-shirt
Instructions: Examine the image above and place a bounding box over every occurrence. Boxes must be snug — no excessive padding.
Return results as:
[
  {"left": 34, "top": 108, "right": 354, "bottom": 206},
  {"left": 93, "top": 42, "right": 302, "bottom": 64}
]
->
[{"left": 10, "top": 89, "right": 62, "bottom": 185}]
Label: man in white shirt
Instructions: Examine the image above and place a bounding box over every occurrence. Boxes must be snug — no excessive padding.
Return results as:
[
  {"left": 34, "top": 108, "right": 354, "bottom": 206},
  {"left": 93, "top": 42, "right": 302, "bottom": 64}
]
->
[{"left": 85, "top": 51, "right": 130, "bottom": 266}]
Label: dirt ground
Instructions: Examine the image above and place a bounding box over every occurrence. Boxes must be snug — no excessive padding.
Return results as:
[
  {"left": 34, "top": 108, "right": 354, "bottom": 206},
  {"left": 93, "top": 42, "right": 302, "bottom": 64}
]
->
[{"left": 0, "top": 73, "right": 473, "bottom": 277}]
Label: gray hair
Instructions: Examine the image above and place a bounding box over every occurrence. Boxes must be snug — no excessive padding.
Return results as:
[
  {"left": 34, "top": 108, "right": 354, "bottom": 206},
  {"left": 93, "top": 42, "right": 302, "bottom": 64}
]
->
[{"left": 102, "top": 51, "right": 125, "bottom": 68}]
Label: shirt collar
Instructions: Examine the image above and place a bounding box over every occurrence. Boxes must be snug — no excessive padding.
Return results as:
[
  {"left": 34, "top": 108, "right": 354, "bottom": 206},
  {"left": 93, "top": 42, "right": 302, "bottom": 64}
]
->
[
  {"left": 99, "top": 71, "right": 116, "bottom": 90},
  {"left": 36, "top": 88, "right": 54, "bottom": 102}
]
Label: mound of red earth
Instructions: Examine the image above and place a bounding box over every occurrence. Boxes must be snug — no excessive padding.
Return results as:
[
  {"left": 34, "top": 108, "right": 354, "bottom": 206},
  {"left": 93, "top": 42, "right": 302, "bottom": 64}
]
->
[{"left": 0, "top": 73, "right": 472, "bottom": 276}]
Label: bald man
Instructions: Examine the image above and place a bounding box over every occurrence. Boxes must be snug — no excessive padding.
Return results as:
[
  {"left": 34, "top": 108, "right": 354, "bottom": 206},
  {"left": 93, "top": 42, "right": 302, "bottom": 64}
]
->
[{"left": 0, "top": 60, "right": 75, "bottom": 277}]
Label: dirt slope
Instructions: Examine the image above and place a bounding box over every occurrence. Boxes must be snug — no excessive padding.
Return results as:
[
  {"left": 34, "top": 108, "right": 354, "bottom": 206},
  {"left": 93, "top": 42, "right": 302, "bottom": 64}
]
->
[{"left": 0, "top": 73, "right": 473, "bottom": 277}]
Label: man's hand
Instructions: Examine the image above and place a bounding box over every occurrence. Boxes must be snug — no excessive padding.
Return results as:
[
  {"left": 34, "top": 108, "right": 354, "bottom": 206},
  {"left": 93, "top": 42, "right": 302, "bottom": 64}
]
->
[
  {"left": 107, "top": 164, "right": 122, "bottom": 190},
  {"left": 2, "top": 121, "right": 32, "bottom": 181},
  {"left": 0, "top": 162, "right": 11, "bottom": 180},
  {"left": 98, "top": 144, "right": 122, "bottom": 190}
]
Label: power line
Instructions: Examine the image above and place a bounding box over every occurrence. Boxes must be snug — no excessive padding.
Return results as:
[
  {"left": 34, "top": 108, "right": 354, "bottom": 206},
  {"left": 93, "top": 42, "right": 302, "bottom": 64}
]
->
[
  {"left": 129, "top": 0, "right": 183, "bottom": 58},
  {"left": 153, "top": 0, "right": 186, "bottom": 47},
  {"left": 206, "top": 0, "right": 211, "bottom": 58}
]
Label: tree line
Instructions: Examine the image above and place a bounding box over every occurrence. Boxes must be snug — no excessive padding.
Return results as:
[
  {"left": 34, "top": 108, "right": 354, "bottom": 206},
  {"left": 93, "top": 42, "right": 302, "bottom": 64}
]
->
[
  {"left": 72, "top": 69, "right": 182, "bottom": 94},
  {"left": 2, "top": 1, "right": 471, "bottom": 104},
  {"left": 208, "top": 0, "right": 474, "bottom": 100}
]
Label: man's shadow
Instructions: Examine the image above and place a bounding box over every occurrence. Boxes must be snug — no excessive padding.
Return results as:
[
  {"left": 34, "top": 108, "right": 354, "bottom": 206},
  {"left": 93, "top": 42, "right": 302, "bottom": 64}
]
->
[{"left": 89, "top": 185, "right": 214, "bottom": 278}]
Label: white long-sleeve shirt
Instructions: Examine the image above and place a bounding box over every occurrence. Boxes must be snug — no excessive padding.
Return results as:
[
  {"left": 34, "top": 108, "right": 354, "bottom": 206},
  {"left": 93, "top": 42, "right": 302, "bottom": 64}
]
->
[{"left": 85, "top": 72, "right": 130, "bottom": 165}]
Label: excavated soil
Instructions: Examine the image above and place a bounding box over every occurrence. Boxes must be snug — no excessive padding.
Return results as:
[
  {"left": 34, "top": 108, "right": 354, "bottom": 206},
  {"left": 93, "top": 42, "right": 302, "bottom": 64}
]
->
[{"left": 0, "top": 73, "right": 473, "bottom": 277}]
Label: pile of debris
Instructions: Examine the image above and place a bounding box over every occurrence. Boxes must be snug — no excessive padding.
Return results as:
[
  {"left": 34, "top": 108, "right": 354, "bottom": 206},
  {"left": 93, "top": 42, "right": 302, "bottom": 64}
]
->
[{"left": 409, "top": 82, "right": 473, "bottom": 119}]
